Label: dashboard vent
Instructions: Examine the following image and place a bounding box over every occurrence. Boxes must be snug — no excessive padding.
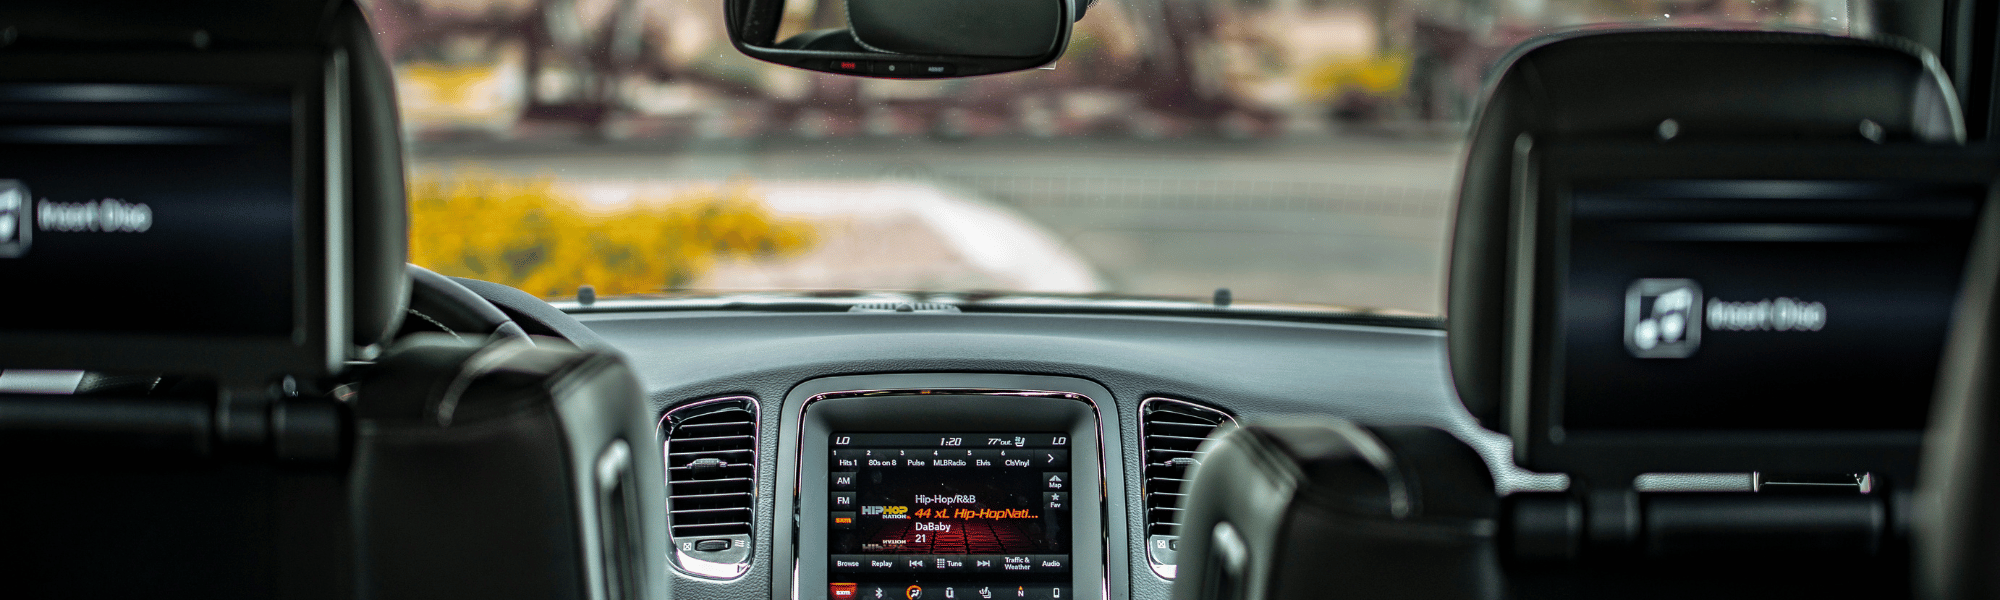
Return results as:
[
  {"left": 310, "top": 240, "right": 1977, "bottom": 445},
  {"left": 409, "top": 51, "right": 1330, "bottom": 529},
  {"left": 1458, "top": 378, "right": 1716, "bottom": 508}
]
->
[
  {"left": 848, "top": 302, "right": 961, "bottom": 313},
  {"left": 1140, "top": 397, "right": 1235, "bottom": 579},
  {"left": 660, "top": 397, "right": 758, "bottom": 579}
]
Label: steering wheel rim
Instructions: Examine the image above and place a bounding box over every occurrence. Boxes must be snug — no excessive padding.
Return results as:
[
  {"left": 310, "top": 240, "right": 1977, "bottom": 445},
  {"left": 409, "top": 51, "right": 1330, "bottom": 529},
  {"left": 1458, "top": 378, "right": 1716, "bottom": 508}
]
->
[{"left": 404, "top": 264, "right": 531, "bottom": 345}]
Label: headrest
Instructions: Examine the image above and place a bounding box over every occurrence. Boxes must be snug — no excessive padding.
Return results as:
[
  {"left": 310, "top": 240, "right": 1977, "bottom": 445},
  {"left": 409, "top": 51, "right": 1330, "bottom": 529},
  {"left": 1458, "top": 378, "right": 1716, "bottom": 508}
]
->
[
  {"left": 1447, "top": 30, "right": 1964, "bottom": 428},
  {"left": 0, "top": 0, "right": 407, "bottom": 371},
  {"left": 1916, "top": 185, "right": 2000, "bottom": 600},
  {"left": 1172, "top": 420, "right": 1499, "bottom": 600}
]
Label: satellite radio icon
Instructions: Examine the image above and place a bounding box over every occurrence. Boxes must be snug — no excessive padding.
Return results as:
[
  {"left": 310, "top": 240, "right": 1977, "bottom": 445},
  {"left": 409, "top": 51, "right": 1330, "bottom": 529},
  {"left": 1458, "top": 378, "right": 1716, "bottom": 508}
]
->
[
  {"left": 1625, "top": 278, "right": 1702, "bottom": 359},
  {"left": 0, "top": 180, "right": 28, "bottom": 258}
]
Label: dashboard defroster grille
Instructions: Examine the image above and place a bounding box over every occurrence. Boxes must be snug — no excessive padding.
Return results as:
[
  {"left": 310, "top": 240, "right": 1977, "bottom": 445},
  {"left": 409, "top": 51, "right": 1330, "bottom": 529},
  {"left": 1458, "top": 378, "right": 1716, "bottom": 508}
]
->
[{"left": 1140, "top": 397, "right": 1235, "bottom": 579}]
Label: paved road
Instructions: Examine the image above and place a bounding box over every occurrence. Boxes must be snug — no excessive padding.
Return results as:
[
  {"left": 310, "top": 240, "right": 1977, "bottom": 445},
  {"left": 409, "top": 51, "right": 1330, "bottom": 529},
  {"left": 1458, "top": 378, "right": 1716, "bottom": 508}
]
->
[{"left": 415, "top": 136, "right": 1465, "bottom": 314}]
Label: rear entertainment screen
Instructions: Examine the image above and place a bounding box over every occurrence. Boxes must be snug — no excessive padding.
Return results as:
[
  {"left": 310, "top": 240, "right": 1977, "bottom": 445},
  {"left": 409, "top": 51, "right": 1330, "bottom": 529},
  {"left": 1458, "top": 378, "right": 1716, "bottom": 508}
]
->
[
  {"left": 1558, "top": 180, "right": 1982, "bottom": 431},
  {"left": 828, "top": 432, "right": 1072, "bottom": 600},
  {"left": 0, "top": 83, "right": 295, "bottom": 337}
]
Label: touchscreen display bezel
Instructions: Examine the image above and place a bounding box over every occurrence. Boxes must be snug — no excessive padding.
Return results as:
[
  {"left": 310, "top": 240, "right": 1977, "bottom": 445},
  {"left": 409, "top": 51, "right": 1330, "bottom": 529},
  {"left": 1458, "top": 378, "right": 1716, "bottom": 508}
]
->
[
  {"left": 778, "top": 374, "right": 1119, "bottom": 600},
  {"left": 827, "top": 432, "right": 1075, "bottom": 593},
  {"left": 1508, "top": 141, "right": 1993, "bottom": 479},
  {"left": 0, "top": 51, "right": 345, "bottom": 384}
]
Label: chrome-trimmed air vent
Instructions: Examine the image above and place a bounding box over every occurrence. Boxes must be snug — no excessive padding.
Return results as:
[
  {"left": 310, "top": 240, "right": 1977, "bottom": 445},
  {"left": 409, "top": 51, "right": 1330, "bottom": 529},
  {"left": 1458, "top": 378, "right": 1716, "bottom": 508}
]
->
[
  {"left": 1140, "top": 397, "right": 1235, "bottom": 580},
  {"left": 659, "top": 396, "right": 759, "bottom": 580}
]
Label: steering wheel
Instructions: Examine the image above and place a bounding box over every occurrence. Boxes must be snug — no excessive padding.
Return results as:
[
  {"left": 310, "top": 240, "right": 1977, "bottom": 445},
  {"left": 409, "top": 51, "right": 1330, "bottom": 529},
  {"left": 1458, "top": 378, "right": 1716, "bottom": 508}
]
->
[{"left": 402, "top": 264, "right": 532, "bottom": 345}]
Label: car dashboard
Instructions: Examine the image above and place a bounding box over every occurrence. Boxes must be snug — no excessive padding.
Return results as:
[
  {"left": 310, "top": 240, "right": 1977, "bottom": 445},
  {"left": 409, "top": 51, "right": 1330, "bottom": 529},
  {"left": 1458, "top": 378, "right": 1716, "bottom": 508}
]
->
[{"left": 555, "top": 307, "right": 1564, "bottom": 600}]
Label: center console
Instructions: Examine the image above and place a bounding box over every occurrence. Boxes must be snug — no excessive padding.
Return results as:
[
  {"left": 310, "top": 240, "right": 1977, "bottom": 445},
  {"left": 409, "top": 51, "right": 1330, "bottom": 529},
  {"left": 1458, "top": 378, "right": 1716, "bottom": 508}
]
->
[{"left": 775, "top": 374, "right": 1127, "bottom": 600}]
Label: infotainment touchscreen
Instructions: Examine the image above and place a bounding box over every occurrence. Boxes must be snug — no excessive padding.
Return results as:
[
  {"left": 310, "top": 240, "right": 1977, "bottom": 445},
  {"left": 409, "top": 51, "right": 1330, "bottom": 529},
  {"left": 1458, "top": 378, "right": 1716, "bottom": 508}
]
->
[
  {"left": 828, "top": 433, "right": 1072, "bottom": 600},
  {"left": 0, "top": 83, "right": 297, "bottom": 337},
  {"left": 1557, "top": 180, "right": 1982, "bottom": 431}
]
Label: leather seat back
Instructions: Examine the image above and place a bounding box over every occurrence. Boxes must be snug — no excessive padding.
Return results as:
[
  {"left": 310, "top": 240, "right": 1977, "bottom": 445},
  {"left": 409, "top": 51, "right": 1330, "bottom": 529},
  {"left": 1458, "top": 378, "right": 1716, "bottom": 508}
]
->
[
  {"left": 1171, "top": 419, "right": 1499, "bottom": 600},
  {"left": 350, "top": 334, "right": 667, "bottom": 600},
  {"left": 1916, "top": 195, "right": 2000, "bottom": 600}
]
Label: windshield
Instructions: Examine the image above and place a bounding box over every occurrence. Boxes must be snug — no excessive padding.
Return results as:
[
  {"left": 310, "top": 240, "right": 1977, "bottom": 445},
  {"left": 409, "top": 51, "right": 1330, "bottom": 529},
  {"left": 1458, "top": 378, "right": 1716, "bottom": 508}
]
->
[{"left": 377, "top": 0, "right": 1860, "bottom": 316}]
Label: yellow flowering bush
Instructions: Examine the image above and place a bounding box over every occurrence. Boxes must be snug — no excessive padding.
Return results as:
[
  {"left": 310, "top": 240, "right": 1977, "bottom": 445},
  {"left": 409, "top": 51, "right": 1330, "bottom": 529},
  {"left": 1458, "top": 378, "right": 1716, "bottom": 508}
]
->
[
  {"left": 408, "top": 168, "right": 816, "bottom": 298},
  {"left": 1301, "top": 52, "right": 1413, "bottom": 101}
]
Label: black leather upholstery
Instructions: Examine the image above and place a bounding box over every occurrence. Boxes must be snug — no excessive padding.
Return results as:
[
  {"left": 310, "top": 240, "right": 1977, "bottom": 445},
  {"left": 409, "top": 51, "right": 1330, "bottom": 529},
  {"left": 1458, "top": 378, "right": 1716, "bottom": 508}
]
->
[
  {"left": 0, "top": 0, "right": 409, "bottom": 351},
  {"left": 349, "top": 334, "right": 667, "bottom": 600},
  {"left": 1172, "top": 419, "right": 1500, "bottom": 600},
  {"left": 339, "top": 8, "right": 415, "bottom": 351},
  {"left": 1916, "top": 196, "right": 2000, "bottom": 600},
  {"left": 1447, "top": 30, "right": 1964, "bottom": 428}
]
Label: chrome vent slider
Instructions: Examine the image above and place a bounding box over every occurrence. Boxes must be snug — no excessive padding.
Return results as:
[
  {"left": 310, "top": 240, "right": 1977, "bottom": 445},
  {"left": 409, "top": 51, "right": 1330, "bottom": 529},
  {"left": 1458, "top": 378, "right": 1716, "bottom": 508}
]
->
[
  {"left": 659, "top": 396, "right": 759, "bottom": 579},
  {"left": 1139, "top": 397, "right": 1235, "bottom": 580},
  {"left": 686, "top": 457, "right": 729, "bottom": 476}
]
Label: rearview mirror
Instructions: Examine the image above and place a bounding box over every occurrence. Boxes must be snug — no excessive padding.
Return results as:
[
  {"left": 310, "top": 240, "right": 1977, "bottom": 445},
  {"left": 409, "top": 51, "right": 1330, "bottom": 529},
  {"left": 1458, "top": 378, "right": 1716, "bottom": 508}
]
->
[{"left": 726, "top": 0, "right": 1087, "bottom": 78}]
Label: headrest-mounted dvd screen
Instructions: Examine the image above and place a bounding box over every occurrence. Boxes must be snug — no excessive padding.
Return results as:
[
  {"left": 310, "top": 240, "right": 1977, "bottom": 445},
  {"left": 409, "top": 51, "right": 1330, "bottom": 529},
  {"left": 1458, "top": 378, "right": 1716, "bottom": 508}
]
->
[
  {"left": 0, "top": 83, "right": 296, "bottom": 335},
  {"left": 1563, "top": 180, "right": 1976, "bottom": 431},
  {"left": 0, "top": 53, "right": 345, "bottom": 385},
  {"left": 1508, "top": 142, "right": 1992, "bottom": 478}
]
